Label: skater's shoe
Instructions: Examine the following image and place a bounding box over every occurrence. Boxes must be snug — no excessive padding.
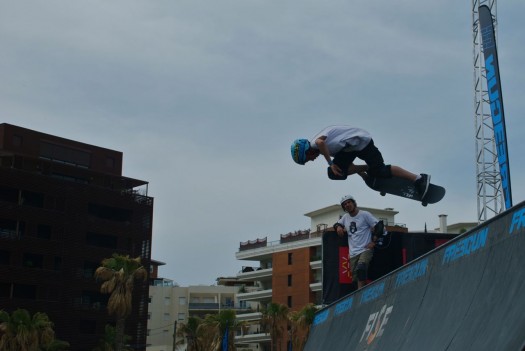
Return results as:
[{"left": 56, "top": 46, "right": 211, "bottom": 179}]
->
[{"left": 414, "top": 174, "right": 430, "bottom": 199}]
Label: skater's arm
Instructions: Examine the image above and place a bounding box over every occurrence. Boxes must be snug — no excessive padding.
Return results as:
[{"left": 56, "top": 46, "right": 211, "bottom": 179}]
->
[{"left": 315, "top": 136, "right": 343, "bottom": 176}]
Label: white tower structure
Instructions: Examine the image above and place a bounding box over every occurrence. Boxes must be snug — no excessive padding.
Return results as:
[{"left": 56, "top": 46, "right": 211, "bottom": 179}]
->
[{"left": 472, "top": 0, "right": 504, "bottom": 222}]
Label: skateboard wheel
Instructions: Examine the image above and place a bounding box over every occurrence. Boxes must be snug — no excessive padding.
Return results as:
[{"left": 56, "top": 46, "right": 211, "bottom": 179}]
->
[
  {"left": 422, "top": 202, "right": 428, "bottom": 207},
  {"left": 380, "top": 192, "right": 386, "bottom": 196}
]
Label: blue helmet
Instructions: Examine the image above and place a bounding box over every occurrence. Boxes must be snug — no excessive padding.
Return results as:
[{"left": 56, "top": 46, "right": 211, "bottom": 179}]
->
[{"left": 291, "top": 139, "right": 310, "bottom": 165}]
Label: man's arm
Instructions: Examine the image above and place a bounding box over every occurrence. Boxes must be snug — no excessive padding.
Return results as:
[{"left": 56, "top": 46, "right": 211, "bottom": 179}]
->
[
  {"left": 315, "top": 136, "right": 344, "bottom": 177},
  {"left": 333, "top": 222, "right": 346, "bottom": 237}
]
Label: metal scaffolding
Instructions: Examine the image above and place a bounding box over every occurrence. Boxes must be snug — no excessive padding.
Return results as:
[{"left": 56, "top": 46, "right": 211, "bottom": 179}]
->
[{"left": 472, "top": 0, "right": 504, "bottom": 223}]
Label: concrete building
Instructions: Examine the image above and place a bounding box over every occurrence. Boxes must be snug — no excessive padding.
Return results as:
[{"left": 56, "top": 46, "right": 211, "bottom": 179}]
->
[
  {"left": 0, "top": 123, "right": 153, "bottom": 350},
  {"left": 146, "top": 277, "right": 253, "bottom": 351}
]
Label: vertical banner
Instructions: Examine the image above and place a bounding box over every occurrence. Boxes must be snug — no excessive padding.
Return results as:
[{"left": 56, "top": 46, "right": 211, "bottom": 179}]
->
[
  {"left": 339, "top": 246, "right": 352, "bottom": 284},
  {"left": 322, "top": 231, "right": 355, "bottom": 304},
  {"left": 479, "top": 5, "right": 513, "bottom": 209},
  {"left": 222, "top": 325, "right": 228, "bottom": 351}
]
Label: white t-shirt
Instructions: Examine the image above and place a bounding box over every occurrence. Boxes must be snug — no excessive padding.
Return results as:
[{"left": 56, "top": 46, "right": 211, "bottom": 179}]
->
[
  {"left": 310, "top": 125, "right": 371, "bottom": 155},
  {"left": 337, "top": 209, "right": 378, "bottom": 257}
]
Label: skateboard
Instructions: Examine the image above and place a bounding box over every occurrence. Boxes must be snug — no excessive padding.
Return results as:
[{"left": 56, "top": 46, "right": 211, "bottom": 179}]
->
[{"left": 363, "top": 175, "right": 445, "bottom": 206}]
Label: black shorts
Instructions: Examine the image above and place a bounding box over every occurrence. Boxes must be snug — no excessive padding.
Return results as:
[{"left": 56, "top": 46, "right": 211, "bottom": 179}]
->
[{"left": 333, "top": 139, "right": 392, "bottom": 178}]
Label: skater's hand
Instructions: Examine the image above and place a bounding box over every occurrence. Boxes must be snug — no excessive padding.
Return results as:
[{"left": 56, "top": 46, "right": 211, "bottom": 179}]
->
[
  {"left": 336, "top": 226, "right": 345, "bottom": 237},
  {"left": 330, "top": 163, "right": 343, "bottom": 177}
]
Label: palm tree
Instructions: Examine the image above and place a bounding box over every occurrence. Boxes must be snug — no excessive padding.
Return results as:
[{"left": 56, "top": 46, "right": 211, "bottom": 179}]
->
[
  {"left": 176, "top": 316, "right": 207, "bottom": 351},
  {"left": 0, "top": 308, "right": 68, "bottom": 351},
  {"left": 41, "top": 339, "right": 71, "bottom": 351},
  {"left": 289, "top": 304, "right": 317, "bottom": 351},
  {"left": 92, "top": 324, "right": 131, "bottom": 351},
  {"left": 202, "top": 309, "right": 246, "bottom": 351},
  {"left": 261, "top": 303, "right": 289, "bottom": 351},
  {"left": 94, "top": 254, "right": 147, "bottom": 351}
]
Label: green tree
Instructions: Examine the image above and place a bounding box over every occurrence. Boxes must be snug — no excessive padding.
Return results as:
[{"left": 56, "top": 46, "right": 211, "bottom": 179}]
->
[
  {"left": 261, "top": 303, "right": 289, "bottom": 351},
  {"left": 94, "top": 254, "right": 147, "bottom": 351},
  {"left": 92, "top": 324, "right": 131, "bottom": 351},
  {"left": 0, "top": 309, "right": 69, "bottom": 351},
  {"left": 202, "top": 309, "right": 245, "bottom": 351},
  {"left": 41, "top": 339, "right": 71, "bottom": 351},
  {"left": 289, "top": 304, "right": 317, "bottom": 351},
  {"left": 176, "top": 316, "right": 207, "bottom": 351}
]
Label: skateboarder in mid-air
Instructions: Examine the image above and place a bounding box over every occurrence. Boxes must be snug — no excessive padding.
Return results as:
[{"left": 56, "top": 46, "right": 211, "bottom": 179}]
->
[{"left": 291, "top": 125, "right": 431, "bottom": 199}]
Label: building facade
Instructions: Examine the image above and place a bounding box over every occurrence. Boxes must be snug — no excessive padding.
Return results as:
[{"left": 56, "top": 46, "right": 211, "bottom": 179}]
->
[
  {"left": 0, "top": 124, "right": 153, "bottom": 350},
  {"left": 147, "top": 278, "right": 251, "bottom": 351}
]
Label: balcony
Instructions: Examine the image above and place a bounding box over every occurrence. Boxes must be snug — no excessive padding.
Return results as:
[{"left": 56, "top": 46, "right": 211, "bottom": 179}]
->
[
  {"left": 189, "top": 302, "right": 220, "bottom": 310},
  {"left": 235, "top": 332, "right": 271, "bottom": 344},
  {"left": 188, "top": 302, "right": 251, "bottom": 312},
  {"left": 236, "top": 311, "right": 262, "bottom": 322},
  {"left": 236, "top": 288, "right": 272, "bottom": 301},
  {"left": 309, "top": 282, "right": 322, "bottom": 292},
  {"left": 310, "top": 260, "right": 322, "bottom": 270},
  {"left": 237, "top": 267, "right": 272, "bottom": 281}
]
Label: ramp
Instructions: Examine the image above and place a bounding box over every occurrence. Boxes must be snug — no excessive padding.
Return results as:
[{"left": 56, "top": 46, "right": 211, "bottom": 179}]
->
[{"left": 305, "top": 201, "right": 525, "bottom": 351}]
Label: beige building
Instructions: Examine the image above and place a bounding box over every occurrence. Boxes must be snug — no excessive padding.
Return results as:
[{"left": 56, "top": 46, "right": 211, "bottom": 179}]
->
[{"left": 146, "top": 278, "right": 253, "bottom": 351}]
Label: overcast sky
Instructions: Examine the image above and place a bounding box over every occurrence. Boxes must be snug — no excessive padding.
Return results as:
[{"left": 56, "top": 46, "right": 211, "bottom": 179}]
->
[{"left": 1, "top": 1, "right": 524, "bottom": 286}]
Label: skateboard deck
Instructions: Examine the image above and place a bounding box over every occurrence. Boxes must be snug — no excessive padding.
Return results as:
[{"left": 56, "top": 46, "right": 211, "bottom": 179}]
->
[{"left": 364, "top": 176, "right": 445, "bottom": 206}]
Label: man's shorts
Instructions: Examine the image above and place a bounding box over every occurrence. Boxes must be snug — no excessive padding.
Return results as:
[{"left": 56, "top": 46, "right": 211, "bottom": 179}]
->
[
  {"left": 350, "top": 249, "right": 373, "bottom": 281},
  {"left": 333, "top": 139, "right": 391, "bottom": 178}
]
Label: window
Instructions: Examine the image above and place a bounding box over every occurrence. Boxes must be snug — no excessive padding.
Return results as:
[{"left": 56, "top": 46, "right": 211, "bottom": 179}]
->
[
  {"left": 12, "top": 135, "right": 22, "bottom": 147},
  {"left": 86, "top": 232, "right": 117, "bottom": 249},
  {"left": 0, "top": 283, "right": 10, "bottom": 298},
  {"left": 23, "top": 253, "right": 44, "bottom": 268},
  {"left": 179, "top": 297, "right": 186, "bottom": 305},
  {"left": 288, "top": 253, "right": 293, "bottom": 265},
  {"left": 79, "top": 320, "right": 97, "bottom": 334},
  {"left": 20, "top": 190, "right": 44, "bottom": 208},
  {"left": 83, "top": 261, "right": 98, "bottom": 278},
  {"left": 40, "top": 141, "right": 91, "bottom": 168},
  {"left": 53, "top": 257, "right": 62, "bottom": 271},
  {"left": 288, "top": 274, "right": 292, "bottom": 287},
  {"left": 0, "top": 250, "right": 10, "bottom": 265},
  {"left": 287, "top": 296, "right": 292, "bottom": 308},
  {"left": 164, "top": 297, "right": 171, "bottom": 306},
  {"left": 106, "top": 157, "right": 115, "bottom": 169},
  {"left": 0, "top": 219, "right": 23, "bottom": 239},
  {"left": 37, "top": 224, "right": 52, "bottom": 239},
  {"left": 13, "top": 284, "right": 37, "bottom": 299},
  {"left": 163, "top": 313, "right": 170, "bottom": 321},
  {"left": 88, "top": 203, "right": 132, "bottom": 222},
  {"left": 0, "top": 185, "right": 18, "bottom": 203},
  {"left": 178, "top": 313, "right": 186, "bottom": 321}
]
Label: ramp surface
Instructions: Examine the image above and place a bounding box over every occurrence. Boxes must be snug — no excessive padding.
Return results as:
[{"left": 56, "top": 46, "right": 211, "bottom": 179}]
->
[{"left": 305, "top": 200, "right": 525, "bottom": 351}]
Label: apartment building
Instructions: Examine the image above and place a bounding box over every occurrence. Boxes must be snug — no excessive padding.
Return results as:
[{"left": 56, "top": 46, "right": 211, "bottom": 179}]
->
[
  {"left": 147, "top": 277, "right": 252, "bottom": 351},
  {"left": 0, "top": 123, "right": 153, "bottom": 350}
]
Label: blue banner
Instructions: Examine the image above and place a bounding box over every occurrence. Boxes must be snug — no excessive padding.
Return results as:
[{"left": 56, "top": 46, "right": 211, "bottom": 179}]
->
[
  {"left": 479, "top": 5, "right": 513, "bottom": 209},
  {"left": 222, "top": 325, "right": 229, "bottom": 351}
]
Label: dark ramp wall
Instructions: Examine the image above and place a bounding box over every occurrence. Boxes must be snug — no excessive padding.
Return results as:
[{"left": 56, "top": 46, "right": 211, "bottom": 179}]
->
[{"left": 307, "top": 200, "right": 525, "bottom": 351}]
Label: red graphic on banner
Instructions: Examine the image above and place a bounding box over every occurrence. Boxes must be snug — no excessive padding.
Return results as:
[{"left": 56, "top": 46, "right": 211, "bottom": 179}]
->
[{"left": 339, "top": 247, "right": 352, "bottom": 283}]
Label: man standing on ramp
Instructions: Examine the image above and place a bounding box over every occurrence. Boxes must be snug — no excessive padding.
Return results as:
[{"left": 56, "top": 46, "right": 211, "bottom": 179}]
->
[{"left": 334, "top": 195, "right": 383, "bottom": 289}]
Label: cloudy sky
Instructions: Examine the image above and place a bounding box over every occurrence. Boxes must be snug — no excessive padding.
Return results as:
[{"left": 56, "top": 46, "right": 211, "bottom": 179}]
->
[{"left": 1, "top": 1, "right": 524, "bottom": 286}]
